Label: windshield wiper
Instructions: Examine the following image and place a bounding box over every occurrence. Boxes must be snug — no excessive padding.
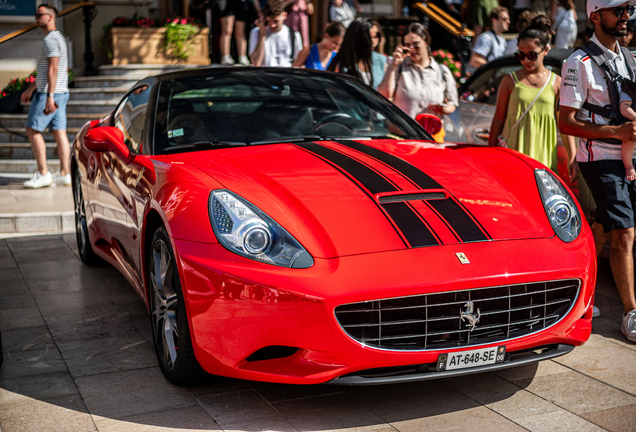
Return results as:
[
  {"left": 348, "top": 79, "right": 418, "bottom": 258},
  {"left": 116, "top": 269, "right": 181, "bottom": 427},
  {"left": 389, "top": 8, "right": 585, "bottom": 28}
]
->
[
  {"left": 248, "top": 136, "right": 324, "bottom": 145},
  {"left": 163, "top": 141, "right": 247, "bottom": 153}
]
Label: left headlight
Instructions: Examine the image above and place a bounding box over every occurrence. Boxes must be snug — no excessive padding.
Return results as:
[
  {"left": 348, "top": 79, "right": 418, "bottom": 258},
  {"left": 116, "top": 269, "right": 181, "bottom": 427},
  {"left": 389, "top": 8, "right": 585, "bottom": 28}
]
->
[
  {"left": 535, "top": 169, "right": 581, "bottom": 243},
  {"left": 209, "top": 190, "right": 314, "bottom": 268}
]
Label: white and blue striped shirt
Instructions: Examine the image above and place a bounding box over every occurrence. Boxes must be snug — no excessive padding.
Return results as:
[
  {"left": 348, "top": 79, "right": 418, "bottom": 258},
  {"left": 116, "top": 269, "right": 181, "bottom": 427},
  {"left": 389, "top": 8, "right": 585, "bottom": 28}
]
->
[{"left": 36, "top": 30, "right": 69, "bottom": 94}]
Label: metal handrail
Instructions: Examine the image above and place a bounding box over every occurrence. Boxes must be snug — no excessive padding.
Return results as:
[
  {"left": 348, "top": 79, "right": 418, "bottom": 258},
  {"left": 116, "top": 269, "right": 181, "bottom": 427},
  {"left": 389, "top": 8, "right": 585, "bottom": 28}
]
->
[
  {"left": 0, "top": 1, "right": 96, "bottom": 45},
  {"left": 412, "top": 2, "right": 474, "bottom": 38}
]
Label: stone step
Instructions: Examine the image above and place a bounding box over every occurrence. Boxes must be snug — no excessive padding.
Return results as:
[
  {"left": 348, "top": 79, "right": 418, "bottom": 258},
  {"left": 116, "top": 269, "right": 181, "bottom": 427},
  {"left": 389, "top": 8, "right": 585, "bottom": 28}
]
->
[
  {"left": 0, "top": 159, "right": 60, "bottom": 174},
  {"left": 22, "top": 100, "right": 116, "bottom": 114},
  {"left": 72, "top": 76, "right": 139, "bottom": 89},
  {"left": 97, "top": 64, "right": 200, "bottom": 78},
  {"left": 0, "top": 128, "right": 78, "bottom": 143},
  {"left": 0, "top": 113, "right": 95, "bottom": 129},
  {"left": 0, "top": 143, "right": 58, "bottom": 159},
  {"left": 70, "top": 87, "right": 129, "bottom": 101}
]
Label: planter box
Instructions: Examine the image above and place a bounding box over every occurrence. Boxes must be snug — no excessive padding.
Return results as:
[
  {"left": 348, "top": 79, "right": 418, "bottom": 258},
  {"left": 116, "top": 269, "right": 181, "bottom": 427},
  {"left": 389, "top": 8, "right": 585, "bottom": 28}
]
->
[
  {"left": 0, "top": 89, "right": 25, "bottom": 114},
  {"left": 110, "top": 27, "right": 210, "bottom": 66}
]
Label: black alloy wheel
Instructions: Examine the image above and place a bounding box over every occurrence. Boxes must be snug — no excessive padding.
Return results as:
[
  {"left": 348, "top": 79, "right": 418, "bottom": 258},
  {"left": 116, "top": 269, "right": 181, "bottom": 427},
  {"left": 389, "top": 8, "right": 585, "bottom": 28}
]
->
[
  {"left": 73, "top": 168, "right": 100, "bottom": 265},
  {"left": 148, "top": 226, "right": 206, "bottom": 385}
]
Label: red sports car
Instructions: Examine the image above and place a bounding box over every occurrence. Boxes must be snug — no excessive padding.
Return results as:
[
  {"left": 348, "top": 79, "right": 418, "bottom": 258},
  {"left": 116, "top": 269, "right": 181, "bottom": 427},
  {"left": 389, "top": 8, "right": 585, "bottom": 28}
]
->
[{"left": 72, "top": 68, "right": 596, "bottom": 386}]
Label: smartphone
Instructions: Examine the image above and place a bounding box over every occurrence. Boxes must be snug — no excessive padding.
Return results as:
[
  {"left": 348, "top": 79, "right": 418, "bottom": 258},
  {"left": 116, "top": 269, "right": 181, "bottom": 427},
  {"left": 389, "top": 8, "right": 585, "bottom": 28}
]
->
[{"left": 43, "top": 102, "right": 59, "bottom": 114}]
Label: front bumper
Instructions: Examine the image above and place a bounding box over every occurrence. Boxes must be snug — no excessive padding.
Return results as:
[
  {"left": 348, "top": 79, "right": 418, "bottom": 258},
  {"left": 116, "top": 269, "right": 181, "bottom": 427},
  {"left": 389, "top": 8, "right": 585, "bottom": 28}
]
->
[{"left": 174, "top": 233, "right": 596, "bottom": 385}]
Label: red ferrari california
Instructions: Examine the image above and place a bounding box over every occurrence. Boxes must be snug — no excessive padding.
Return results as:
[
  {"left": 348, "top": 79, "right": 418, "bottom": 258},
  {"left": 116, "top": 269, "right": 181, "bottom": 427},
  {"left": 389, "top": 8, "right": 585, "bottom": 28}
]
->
[{"left": 72, "top": 68, "right": 596, "bottom": 386}]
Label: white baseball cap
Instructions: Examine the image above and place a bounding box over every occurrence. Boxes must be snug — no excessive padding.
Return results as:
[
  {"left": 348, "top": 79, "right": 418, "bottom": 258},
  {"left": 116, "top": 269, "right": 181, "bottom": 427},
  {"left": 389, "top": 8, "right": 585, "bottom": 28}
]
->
[{"left": 587, "top": 0, "right": 636, "bottom": 18}]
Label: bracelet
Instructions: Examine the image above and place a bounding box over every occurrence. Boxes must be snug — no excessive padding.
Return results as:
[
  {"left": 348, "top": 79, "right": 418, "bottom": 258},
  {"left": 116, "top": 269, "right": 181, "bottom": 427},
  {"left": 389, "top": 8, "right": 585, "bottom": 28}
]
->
[{"left": 47, "top": 93, "right": 54, "bottom": 98}]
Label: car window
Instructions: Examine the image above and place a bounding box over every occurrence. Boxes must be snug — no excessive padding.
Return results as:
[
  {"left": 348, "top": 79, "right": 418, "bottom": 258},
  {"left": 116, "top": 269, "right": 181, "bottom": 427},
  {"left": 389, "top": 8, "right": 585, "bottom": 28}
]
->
[
  {"left": 461, "top": 64, "right": 560, "bottom": 105},
  {"left": 112, "top": 85, "right": 151, "bottom": 153},
  {"left": 153, "top": 71, "right": 431, "bottom": 155}
]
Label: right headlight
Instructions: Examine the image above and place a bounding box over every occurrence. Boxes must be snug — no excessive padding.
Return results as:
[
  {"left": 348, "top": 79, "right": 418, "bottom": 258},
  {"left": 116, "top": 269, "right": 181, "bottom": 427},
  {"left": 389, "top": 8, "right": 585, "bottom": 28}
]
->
[
  {"left": 209, "top": 190, "right": 314, "bottom": 268},
  {"left": 535, "top": 169, "right": 582, "bottom": 243}
]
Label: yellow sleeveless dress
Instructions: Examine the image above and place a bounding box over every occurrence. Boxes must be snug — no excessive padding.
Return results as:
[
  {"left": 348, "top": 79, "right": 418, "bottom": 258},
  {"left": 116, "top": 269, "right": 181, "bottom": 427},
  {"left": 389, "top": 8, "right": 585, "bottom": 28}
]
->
[{"left": 501, "top": 71, "right": 558, "bottom": 171}]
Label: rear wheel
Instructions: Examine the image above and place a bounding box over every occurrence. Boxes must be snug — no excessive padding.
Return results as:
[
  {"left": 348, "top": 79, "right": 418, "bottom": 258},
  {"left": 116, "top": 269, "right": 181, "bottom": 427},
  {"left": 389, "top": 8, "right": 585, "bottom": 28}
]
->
[
  {"left": 148, "top": 226, "right": 206, "bottom": 385},
  {"left": 73, "top": 169, "right": 101, "bottom": 266}
]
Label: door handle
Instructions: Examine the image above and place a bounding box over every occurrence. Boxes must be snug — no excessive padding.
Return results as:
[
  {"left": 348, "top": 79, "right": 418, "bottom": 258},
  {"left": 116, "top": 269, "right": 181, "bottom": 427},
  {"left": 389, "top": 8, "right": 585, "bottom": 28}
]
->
[{"left": 474, "top": 128, "right": 490, "bottom": 142}]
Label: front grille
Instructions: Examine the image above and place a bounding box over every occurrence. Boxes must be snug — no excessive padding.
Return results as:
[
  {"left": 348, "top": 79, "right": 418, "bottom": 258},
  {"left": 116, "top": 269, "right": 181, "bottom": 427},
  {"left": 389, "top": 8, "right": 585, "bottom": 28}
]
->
[{"left": 335, "top": 279, "right": 580, "bottom": 351}]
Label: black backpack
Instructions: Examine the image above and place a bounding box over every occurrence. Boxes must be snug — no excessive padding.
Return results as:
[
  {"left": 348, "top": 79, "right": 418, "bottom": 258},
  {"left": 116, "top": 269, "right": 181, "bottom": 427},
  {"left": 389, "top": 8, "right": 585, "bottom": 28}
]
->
[{"left": 578, "top": 41, "right": 636, "bottom": 144}]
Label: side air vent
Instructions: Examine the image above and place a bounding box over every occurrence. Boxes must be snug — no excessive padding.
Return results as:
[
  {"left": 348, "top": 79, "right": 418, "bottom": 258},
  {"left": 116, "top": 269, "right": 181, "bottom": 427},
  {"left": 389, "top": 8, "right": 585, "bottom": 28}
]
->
[
  {"left": 378, "top": 192, "right": 446, "bottom": 204},
  {"left": 246, "top": 346, "right": 299, "bottom": 362}
]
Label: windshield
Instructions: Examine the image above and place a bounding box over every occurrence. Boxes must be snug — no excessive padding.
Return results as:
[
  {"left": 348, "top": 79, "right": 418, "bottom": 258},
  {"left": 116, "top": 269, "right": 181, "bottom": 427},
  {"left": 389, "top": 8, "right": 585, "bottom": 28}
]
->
[{"left": 153, "top": 70, "right": 431, "bottom": 154}]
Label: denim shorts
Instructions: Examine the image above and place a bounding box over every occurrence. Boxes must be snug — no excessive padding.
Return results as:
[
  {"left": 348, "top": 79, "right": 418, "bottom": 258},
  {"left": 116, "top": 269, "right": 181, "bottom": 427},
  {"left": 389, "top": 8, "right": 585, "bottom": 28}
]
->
[
  {"left": 579, "top": 159, "right": 636, "bottom": 233},
  {"left": 26, "top": 92, "right": 70, "bottom": 132}
]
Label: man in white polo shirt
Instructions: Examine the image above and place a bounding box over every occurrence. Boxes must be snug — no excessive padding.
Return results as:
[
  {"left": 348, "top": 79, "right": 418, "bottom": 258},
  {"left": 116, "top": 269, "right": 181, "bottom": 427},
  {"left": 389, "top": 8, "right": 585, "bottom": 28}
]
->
[
  {"left": 20, "top": 3, "right": 70, "bottom": 188},
  {"left": 559, "top": 0, "right": 636, "bottom": 343}
]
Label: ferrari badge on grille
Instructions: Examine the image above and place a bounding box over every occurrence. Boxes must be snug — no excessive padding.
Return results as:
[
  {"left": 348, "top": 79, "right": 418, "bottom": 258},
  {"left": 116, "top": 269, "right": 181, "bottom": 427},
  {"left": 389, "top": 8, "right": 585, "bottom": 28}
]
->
[
  {"left": 455, "top": 252, "right": 470, "bottom": 264},
  {"left": 460, "top": 301, "right": 481, "bottom": 331}
]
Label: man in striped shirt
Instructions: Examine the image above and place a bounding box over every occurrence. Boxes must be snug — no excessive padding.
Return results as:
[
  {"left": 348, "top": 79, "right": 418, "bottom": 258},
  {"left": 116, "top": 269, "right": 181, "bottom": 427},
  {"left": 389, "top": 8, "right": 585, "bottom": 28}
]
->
[{"left": 20, "top": 4, "right": 70, "bottom": 188}]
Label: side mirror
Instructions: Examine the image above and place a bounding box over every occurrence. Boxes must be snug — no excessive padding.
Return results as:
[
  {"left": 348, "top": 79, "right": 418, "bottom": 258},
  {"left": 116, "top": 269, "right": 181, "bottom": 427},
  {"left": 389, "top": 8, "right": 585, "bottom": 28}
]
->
[
  {"left": 415, "top": 113, "right": 445, "bottom": 143},
  {"left": 84, "top": 126, "right": 130, "bottom": 161}
]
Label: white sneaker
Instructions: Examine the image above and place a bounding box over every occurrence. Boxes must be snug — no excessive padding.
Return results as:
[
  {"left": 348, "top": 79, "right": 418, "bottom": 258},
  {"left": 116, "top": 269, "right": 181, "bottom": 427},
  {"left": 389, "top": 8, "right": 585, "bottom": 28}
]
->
[
  {"left": 593, "top": 306, "right": 601, "bottom": 318},
  {"left": 621, "top": 309, "right": 636, "bottom": 343},
  {"left": 23, "top": 171, "right": 52, "bottom": 189},
  {"left": 221, "top": 55, "right": 235, "bottom": 65},
  {"left": 238, "top": 55, "right": 250, "bottom": 65},
  {"left": 53, "top": 171, "right": 71, "bottom": 186}
]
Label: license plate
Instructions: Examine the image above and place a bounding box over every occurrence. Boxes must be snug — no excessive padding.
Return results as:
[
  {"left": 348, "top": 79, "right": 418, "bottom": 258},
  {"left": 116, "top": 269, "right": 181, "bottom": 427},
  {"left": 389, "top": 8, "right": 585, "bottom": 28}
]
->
[{"left": 437, "top": 346, "right": 506, "bottom": 371}]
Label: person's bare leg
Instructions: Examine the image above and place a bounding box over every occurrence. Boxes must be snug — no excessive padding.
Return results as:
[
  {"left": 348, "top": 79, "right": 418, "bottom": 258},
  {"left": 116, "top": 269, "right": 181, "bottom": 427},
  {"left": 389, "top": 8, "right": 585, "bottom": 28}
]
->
[
  {"left": 52, "top": 129, "right": 70, "bottom": 176},
  {"left": 592, "top": 221, "right": 611, "bottom": 257},
  {"left": 621, "top": 141, "right": 636, "bottom": 180},
  {"left": 220, "top": 15, "right": 235, "bottom": 57},
  {"left": 26, "top": 127, "right": 49, "bottom": 175},
  {"left": 234, "top": 20, "right": 247, "bottom": 57},
  {"left": 609, "top": 227, "right": 636, "bottom": 313}
]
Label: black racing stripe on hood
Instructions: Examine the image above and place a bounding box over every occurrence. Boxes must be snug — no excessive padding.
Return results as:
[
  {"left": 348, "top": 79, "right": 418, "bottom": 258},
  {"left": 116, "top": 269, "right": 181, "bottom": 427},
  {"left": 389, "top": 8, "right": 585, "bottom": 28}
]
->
[
  {"left": 427, "top": 198, "right": 489, "bottom": 242},
  {"left": 382, "top": 202, "right": 441, "bottom": 247},
  {"left": 335, "top": 140, "right": 491, "bottom": 242},
  {"left": 336, "top": 140, "right": 442, "bottom": 189},
  {"left": 296, "top": 142, "right": 439, "bottom": 247}
]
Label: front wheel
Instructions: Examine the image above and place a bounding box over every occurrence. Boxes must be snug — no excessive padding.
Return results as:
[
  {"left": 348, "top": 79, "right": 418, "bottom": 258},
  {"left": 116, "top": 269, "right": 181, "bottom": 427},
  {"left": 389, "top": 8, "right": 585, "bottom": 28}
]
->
[
  {"left": 148, "top": 226, "right": 206, "bottom": 385},
  {"left": 73, "top": 168, "right": 101, "bottom": 266}
]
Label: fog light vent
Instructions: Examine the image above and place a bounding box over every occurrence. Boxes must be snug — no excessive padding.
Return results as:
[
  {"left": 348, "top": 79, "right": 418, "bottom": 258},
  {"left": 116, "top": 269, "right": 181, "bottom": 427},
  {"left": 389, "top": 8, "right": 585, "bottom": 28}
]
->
[{"left": 246, "top": 346, "right": 299, "bottom": 362}]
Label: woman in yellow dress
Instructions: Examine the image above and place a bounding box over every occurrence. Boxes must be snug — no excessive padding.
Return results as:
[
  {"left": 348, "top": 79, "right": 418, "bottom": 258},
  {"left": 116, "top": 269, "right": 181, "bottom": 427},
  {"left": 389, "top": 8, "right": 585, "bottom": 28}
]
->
[{"left": 488, "top": 16, "right": 576, "bottom": 177}]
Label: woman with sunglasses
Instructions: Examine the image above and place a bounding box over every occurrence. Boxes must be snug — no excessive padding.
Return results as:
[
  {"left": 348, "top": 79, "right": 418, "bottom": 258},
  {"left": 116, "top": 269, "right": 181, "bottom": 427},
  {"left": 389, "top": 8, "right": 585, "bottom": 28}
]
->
[
  {"left": 488, "top": 16, "right": 569, "bottom": 172},
  {"left": 377, "top": 23, "right": 458, "bottom": 119}
]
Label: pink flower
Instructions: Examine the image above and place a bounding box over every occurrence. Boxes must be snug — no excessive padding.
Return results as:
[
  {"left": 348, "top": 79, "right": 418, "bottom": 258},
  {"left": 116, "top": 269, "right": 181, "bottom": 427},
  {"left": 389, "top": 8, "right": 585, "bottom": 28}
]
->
[
  {"left": 455, "top": 61, "right": 461, "bottom": 68},
  {"left": 172, "top": 18, "right": 179, "bottom": 24},
  {"left": 439, "top": 52, "right": 446, "bottom": 58},
  {"left": 454, "top": 71, "right": 461, "bottom": 77},
  {"left": 181, "top": 18, "right": 187, "bottom": 24}
]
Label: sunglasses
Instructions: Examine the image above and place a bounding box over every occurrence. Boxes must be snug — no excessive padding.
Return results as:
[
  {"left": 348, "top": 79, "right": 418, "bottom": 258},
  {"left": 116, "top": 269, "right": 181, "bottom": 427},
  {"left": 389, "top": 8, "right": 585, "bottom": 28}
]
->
[
  {"left": 35, "top": 12, "right": 51, "bottom": 18},
  {"left": 514, "top": 50, "right": 542, "bottom": 61},
  {"left": 600, "top": 5, "right": 636, "bottom": 17}
]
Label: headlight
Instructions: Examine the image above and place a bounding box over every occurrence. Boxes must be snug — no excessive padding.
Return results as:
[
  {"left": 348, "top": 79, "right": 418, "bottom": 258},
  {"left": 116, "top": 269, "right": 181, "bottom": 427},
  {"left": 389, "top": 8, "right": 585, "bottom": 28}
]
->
[
  {"left": 535, "top": 169, "right": 581, "bottom": 242},
  {"left": 209, "top": 190, "right": 314, "bottom": 268}
]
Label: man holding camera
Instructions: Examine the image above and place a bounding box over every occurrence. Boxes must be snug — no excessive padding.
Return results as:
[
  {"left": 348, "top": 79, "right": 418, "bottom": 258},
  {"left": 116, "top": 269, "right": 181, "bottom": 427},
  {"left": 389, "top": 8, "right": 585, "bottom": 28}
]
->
[{"left": 249, "top": 0, "right": 303, "bottom": 67}]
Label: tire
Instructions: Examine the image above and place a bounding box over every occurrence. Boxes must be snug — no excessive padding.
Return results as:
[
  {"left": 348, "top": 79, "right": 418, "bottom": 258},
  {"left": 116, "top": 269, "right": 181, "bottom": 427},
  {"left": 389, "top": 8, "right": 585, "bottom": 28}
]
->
[
  {"left": 148, "top": 226, "right": 207, "bottom": 385},
  {"left": 73, "top": 169, "right": 101, "bottom": 266}
]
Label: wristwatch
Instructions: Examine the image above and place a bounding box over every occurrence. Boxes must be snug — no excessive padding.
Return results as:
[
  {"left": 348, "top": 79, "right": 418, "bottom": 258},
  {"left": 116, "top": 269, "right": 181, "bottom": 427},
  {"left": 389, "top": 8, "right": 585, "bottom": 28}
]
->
[{"left": 47, "top": 92, "right": 54, "bottom": 98}]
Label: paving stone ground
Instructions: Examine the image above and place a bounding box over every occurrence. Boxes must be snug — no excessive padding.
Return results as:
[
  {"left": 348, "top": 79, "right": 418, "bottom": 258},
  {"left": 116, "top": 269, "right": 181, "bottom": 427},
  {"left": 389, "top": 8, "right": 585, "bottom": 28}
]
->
[{"left": 0, "top": 234, "right": 634, "bottom": 432}]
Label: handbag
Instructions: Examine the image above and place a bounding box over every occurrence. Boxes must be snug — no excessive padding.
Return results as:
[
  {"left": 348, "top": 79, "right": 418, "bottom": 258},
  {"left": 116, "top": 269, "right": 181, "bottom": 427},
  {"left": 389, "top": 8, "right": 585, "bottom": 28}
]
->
[{"left": 497, "top": 71, "right": 552, "bottom": 148}]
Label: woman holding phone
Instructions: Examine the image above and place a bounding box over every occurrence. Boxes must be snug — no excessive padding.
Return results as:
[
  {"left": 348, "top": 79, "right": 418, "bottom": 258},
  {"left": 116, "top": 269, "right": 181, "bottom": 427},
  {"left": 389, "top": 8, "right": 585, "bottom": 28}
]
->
[{"left": 377, "top": 23, "right": 458, "bottom": 119}]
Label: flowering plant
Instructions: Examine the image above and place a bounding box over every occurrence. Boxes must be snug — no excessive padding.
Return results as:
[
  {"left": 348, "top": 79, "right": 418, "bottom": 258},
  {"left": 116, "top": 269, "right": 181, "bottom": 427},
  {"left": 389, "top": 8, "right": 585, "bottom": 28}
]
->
[
  {"left": 431, "top": 49, "right": 462, "bottom": 84},
  {"left": 103, "top": 16, "right": 158, "bottom": 32},
  {"left": 163, "top": 17, "right": 202, "bottom": 61},
  {"left": 0, "top": 69, "right": 73, "bottom": 99}
]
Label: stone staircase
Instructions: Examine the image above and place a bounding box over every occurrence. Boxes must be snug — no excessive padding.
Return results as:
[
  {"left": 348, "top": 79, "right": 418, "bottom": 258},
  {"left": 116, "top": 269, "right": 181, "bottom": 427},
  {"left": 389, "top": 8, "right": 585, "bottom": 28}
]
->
[{"left": 0, "top": 64, "right": 199, "bottom": 181}]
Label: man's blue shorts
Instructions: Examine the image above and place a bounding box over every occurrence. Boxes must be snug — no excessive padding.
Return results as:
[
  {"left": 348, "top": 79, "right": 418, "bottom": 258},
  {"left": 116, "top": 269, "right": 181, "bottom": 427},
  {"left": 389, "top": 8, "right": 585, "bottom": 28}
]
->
[
  {"left": 26, "top": 91, "right": 70, "bottom": 132},
  {"left": 579, "top": 159, "right": 636, "bottom": 233}
]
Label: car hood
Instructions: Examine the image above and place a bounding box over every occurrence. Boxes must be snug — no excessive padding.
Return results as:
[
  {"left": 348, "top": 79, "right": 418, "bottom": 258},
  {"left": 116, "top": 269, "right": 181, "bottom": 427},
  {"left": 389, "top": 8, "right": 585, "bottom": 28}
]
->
[{"left": 176, "top": 139, "right": 554, "bottom": 258}]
